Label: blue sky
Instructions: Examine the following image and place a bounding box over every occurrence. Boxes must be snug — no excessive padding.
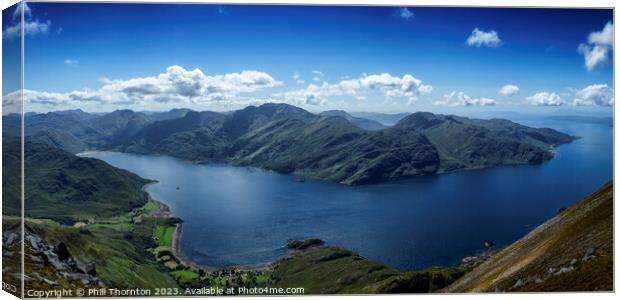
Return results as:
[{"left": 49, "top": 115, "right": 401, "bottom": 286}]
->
[{"left": 2, "top": 3, "right": 614, "bottom": 114}]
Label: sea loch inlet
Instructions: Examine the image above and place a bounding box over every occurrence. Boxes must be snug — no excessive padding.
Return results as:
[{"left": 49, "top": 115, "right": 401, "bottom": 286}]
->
[{"left": 84, "top": 118, "right": 612, "bottom": 271}]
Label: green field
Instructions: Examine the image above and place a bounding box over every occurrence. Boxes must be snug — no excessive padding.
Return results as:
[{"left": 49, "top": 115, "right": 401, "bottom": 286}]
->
[
  {"left": 142, "top": 200, "right": 161, "bottom": 211},
  {"left": 155, "top": 224, "right": 175, "bottom": 247}
]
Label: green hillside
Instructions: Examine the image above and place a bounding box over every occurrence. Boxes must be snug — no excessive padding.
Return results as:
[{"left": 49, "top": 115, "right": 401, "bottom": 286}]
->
[
  {"left": 2, "top": 141, "right": 151, "bottom": 224},
  {"left": 271, "top": 246, "right": 467, "bottom": 294},
  {"left": 394, "top": 112, "right": 575, "bottom": 172}
]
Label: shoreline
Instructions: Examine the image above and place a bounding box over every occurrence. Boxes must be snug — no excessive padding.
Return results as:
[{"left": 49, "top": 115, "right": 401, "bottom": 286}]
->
[
  {"left": 141, "top": 183, "right": 276, "bottom": 272},
  {"left": 139, "top": 184, "right": 498, "bottom": 274},
  {"left": 140, "top": 183, "right": 192, "bottom": 267}
]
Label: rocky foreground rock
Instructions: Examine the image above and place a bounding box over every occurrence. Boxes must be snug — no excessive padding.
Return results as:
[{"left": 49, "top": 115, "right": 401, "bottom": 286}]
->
[{"left": 2, "top": 223, "right": 101, "bottom": 289}]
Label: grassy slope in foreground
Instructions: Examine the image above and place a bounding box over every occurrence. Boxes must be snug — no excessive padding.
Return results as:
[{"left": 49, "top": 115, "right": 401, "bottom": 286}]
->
[
  {"left": 444, "top": 182, "right": 613, "bottom": 292},
  {"left": 271, "top": 246, "right": 468, "bottom": 294},
  {"left": 2, "top": 216, "right": 179, "bottom": 291}
]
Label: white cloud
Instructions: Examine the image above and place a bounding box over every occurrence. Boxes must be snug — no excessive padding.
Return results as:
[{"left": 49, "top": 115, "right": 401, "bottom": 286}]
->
[
  {"left": 399, "top": 8, "right": 414, "bottom": 20},
  {"left": 3, "top": 20, "right": 51, "bottom": 40},
  {"left": 572, "top": 84, "right": 614, "bottom": 106},
  {"left": 498, "top": 84, "right": 520, "bottom": 96},
  {"left": 526, "top": 92, "right": 564, "bottom": 106},
  {"left": 578, "top": 22, "right": 614, "bottom": 71},
  {"left": 3, "top": 3, "right": 52, "bottom": 40},
  {"left": 12, "top": 65, "right": 282, "bottom": 108},
  {"left": 274, "top": 73, "right": 432, "bottom": 106},
  {"left": 435, "top": 91, "right": 496, "bottom": 106},
  {"left": 311, "top": 70, "right": 324, "bottom": 82},
  {"left": 466, "top": 28, "right": 502, "bottom": 47},
  {"left": 64, "top": 59, "right": 79, "bottom": 66},
  {"left": 588, "top": 22, "right": 613, "bottom": 47}
]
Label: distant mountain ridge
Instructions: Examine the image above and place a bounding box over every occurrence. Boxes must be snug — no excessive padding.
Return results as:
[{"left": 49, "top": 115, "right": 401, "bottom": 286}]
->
[
  {"left": 4, "top": 103, "right": 576, "bottom": 185},
  {"left": 319, "top": 110, "right": 386, "bottom": 130}
]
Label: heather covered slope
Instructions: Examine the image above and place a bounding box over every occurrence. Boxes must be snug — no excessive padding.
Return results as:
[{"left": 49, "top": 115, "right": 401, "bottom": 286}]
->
[{"left": 444, "top": 182, "right": 613, "bottom": 292}]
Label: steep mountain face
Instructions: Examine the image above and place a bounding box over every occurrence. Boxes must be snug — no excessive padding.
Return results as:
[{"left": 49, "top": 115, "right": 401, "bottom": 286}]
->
[
  {"left": 89, "top": 110, "right": 153, "bottom": 147},
  {"left": 11, "top": 103, "right": 576, "bottom": 185},
  {"left": 2, "top": 142, "right": 151, "bottom": 224},
  {"left": 319, "top": 110, "right": 386, "bottom": 131},
  {"left": 120, "top": 111, "right": 226, "bottom": 155},
  {"left": 219, "top": 103, "right": 316, "bottom": 139},
  {"left": 19, "top": 111, "right": 101, "bottom": 152},
  {"left": 395, "top": 112, "right": 575, "bottom": 172},
  {"left": 444, "top": 182, "right": 613, "bottom": 292},
  {"left": 230, "top": 116, "right": 439, "bottom": 184}
]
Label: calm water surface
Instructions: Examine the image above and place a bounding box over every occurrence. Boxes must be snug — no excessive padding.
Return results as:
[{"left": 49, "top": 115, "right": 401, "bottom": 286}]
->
[{"left": 84, "top": 119, "right": 612, "bottom": 271}]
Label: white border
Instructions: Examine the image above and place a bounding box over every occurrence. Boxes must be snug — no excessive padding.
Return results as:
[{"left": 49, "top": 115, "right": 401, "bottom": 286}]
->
[{"left": 0, "top": 1, "right": 617, "bottom": 300}]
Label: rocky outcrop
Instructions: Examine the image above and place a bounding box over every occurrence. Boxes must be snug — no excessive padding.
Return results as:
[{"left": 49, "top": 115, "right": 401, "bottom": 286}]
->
[{"left": 2, "top": 224, "right": 101, "bottom": 288}]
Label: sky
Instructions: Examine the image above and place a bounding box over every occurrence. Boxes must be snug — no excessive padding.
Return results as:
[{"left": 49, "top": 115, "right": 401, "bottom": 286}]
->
[{"left": 1, "top": 3, "right": 615, "bottom": 115}]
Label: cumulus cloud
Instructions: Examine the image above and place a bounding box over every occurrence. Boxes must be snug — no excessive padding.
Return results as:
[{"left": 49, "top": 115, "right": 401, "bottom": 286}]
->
[
  {"left": 466, "top": 28, "right": 502, "bottom": 47},
  {"left": 498, "top": 84, "right": 520, "bottom": 96},
  {"left": 399, "top": 8, "right": 414, "bottom": 20},
  {"left": 526, "top": 92, "right": 564, "bottom": 106},
  {"left": 572, "top": 84, "right": 614, "bottom": 106},
  {"left": 11, "top": 65, "right": 282, "bottom": 108},
  {"left": 578, "top": 22, "right": 614, "bottom": 71},
  {"left": 435, "top": 91, "right": 496, "bottom": 106},
  {"left": 3, "top": 3, "right": 52, "bottom": 40},
  {"left": 3, "top": 20, "right": 51, "bottom": 40},
  {"left": 274, "top": 73, "right": 432, "bottom": 106}
]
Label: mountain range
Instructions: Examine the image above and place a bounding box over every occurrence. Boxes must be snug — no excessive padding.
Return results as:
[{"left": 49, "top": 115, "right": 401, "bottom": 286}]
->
[{"left": 3, "top": 103, "right": 576, "bottom": 184}]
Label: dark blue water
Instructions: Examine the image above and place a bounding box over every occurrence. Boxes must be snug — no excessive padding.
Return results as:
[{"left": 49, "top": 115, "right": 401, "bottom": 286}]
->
[{"left": 83, "top": 119, "right": 612, "bottom": 271}]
